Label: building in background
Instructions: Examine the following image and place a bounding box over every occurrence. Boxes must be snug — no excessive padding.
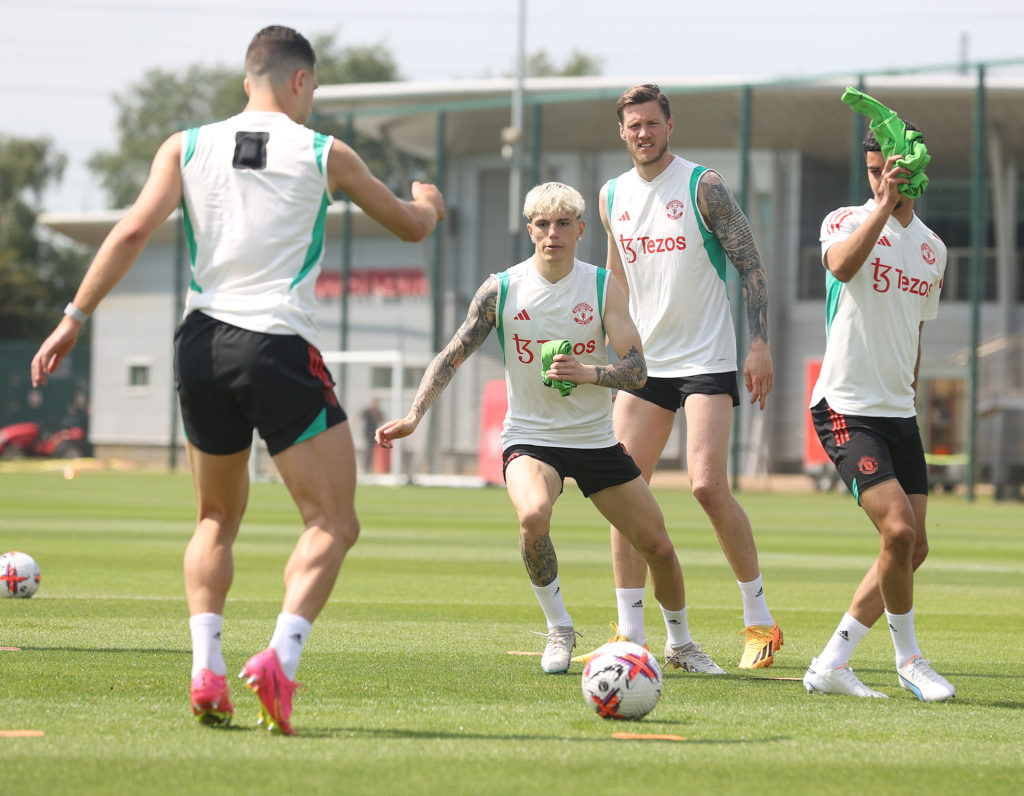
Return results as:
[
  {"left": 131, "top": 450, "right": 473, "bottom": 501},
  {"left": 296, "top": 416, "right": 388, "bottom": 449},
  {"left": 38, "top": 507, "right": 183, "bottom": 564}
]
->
[{"left": 39, "top": 68, "right": 1024, "bottom": 495}]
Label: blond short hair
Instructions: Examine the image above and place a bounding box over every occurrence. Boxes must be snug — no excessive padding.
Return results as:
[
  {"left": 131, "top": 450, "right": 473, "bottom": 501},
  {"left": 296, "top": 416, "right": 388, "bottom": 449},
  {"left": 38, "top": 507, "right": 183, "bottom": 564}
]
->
[{"left": 522, "top": 182, "right": 585, "bottom": 222}]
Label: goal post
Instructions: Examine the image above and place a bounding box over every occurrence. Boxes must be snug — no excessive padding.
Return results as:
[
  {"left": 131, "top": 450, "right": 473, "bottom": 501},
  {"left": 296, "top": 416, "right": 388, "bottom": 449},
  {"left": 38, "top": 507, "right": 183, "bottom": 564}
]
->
[{"left": 321, "top": 349, "right": 408, "bottom": 482}]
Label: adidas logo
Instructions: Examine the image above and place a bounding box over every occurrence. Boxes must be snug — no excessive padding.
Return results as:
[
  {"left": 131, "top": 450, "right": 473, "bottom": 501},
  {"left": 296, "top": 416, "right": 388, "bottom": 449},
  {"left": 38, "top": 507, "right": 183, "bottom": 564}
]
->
[
  {"left": 513, "top": 309, "right": 531, "bottom": 321},
  {"left": 631, "top": 599, "right": 644, "bottom": 608},
  {"left": 618, "top": 210, "right": 631, "bottom": 222},
  {"left": 878, "top": 236, "right": 892, "bottom": 246},
  {"left": 838, "top": 630, "right": 850, "bottom": 641}
]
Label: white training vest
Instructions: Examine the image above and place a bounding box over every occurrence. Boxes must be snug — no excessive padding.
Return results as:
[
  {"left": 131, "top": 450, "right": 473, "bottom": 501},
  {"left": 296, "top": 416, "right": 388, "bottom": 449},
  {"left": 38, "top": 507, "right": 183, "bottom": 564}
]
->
[
  {"left": 180, "top": 110, "right": 334, "bottom": 347},
  {"left": 605, "top": 155, "right": 736, "bottom": 377},
  {"left": 495, "top": 258, "right": 617, "bottom": 449},
  {"left": 812, "top": 199, "right": 946, "bottom": 417}
]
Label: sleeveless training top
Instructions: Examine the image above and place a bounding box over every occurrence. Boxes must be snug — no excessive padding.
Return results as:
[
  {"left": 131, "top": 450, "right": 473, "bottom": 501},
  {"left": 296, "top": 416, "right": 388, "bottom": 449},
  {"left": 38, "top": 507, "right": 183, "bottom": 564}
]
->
[
  {"left": 605, "top": 155, "right": 736, "bottom": 377},
  {"left": 494, "top": 258, "right": 616, "bottom": 449},
  {"left": 180, "top": 110, "right": 334, "bottom": 347}
]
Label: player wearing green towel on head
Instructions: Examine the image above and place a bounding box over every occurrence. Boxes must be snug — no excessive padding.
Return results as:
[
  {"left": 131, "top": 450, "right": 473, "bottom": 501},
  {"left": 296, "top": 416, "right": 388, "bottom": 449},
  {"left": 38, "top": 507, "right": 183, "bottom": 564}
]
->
[{"left": 376, "top": 182, "right": 715, "bottom": 674}]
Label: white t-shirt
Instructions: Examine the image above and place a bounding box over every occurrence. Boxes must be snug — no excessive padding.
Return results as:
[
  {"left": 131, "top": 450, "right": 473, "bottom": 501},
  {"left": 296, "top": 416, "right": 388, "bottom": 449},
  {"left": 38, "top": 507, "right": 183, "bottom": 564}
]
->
[
  {"left": 811, "top": 199, "right": 946, "bottom": 417},
  {"left": 495, "top": 258, "right": 617, "bottom": 449},
  {"left": 605, "top": 155, "right": 736, "bottom": 377},
  {"left": 180, "top": 111, "right": 334, "bottom": 347}
]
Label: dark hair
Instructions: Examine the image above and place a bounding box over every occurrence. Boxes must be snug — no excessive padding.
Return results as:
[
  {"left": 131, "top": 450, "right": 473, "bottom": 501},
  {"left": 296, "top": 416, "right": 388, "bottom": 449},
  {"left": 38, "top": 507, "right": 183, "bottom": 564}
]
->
[
  {"left": 245, "top": 26, "right": 315, "bottom": 77},
  {"left": 863, "top": 119, "right": 922, "bottom": 152},
  {"left": 616, "top": 84, "right": 672, "bottom": 122}
]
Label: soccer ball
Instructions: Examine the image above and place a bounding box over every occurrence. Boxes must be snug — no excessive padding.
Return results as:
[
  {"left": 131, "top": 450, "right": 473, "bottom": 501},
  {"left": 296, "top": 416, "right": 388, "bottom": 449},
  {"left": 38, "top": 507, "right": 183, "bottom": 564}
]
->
[
  {"left": 581, "top": 640, "right": 662, "bottom": 720},
  {"left": 0, "top": 551, "right": 41, "bottom": 598}
]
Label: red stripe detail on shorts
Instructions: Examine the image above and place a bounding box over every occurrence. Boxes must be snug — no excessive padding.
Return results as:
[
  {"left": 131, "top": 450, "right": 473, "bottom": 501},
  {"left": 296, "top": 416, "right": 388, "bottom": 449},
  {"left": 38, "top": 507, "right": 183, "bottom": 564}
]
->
[
  {"left": 308, "top": 345, "right": 339, "bottom": 407},
  {"left": 828, "top": 407, "right": 850, "bottom": 446}
]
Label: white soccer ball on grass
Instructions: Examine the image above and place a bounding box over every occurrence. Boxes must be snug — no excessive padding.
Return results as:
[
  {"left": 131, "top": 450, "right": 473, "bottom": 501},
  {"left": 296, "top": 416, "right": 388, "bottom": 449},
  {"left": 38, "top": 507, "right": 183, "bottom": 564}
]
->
[
  {"left": 581, "top": 640, "right": 662, "bottom": 720},
  {"left": 1, "top": 551, "right": 41, "bottom": 598}
]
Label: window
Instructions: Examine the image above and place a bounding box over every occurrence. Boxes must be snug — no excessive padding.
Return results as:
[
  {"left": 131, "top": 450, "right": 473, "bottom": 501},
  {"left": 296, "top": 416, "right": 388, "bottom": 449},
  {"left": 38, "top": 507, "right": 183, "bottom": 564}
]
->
[
  {"left": 129, "top": 365, "right": 150, "bottom": 387},
  {"left": 126, "top": 357, "right": 153, "bottom": 395}
]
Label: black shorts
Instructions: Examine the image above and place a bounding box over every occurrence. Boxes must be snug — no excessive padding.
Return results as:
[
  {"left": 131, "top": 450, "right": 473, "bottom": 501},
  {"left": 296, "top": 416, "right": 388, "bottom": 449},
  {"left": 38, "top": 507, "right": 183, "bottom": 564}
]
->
[
  {"left": 810, "top": 398, "right": 928, "bottom": 502},
  {"left": 173, "top": 311, "right": 347, "bottom": 456},
  {"left": 622, "top": 372, "right": 740, "bottom": 411},
  {"left": 501, "top": 443, "right": 642, "bottom": 498}
]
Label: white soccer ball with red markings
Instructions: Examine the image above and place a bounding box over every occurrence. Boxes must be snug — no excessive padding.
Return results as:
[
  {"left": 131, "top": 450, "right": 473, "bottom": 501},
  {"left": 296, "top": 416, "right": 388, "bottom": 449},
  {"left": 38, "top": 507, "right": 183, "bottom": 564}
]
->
[
  {"left": 581, "top": 640, "right": 662, "bottom": 720},
  {"left": 1, "top": 551, "right": 41, "bottom": 598}
]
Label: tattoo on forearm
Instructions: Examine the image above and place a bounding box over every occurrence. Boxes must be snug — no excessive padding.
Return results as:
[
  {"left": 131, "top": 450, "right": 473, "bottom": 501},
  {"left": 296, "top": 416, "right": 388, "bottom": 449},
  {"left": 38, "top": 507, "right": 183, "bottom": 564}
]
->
[
  {"left": 521, "top": 533, "right": 558, "bottom": 586},
  {"left": 410, "top": 280, "right": 497, "bottom": 419},
  {"left": 699, "top": 174, "right": 769, "bottom": 344},
  {"left": 592, "top": 346, "right": 646, "bottom": 389}
]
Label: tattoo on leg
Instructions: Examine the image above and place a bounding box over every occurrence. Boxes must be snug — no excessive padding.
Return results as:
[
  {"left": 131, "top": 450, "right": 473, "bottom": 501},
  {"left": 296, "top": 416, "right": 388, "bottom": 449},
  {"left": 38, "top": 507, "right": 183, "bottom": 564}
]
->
[{"left": 521, "top": 533, "right": 558, "bottom": 586}]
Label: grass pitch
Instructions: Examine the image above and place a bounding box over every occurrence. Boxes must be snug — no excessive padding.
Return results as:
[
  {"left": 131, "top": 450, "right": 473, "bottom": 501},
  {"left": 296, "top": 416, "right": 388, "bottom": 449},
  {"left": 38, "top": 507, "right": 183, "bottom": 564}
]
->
[{"left": 1, "top": 469, "right": 1022, "bottom": 794}]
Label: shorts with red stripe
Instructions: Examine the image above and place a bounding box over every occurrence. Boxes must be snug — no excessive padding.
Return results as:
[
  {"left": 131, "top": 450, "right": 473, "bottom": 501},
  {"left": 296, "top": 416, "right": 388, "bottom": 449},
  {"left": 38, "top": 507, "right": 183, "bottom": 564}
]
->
[
  {"left": 810, "top": 398, "right": 927, "bottom": 502},
  {"left": 174, "top": 310, "right": 347, "bottom": 456}
]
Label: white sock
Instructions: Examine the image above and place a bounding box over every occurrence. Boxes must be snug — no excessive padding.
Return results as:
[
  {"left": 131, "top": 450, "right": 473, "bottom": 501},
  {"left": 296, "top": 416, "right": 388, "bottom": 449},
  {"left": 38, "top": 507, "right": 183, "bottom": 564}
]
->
[
  {"left": 661, "top": 605, "right": 692, "bottom": 649},
  {"left": 189, "top": 613, "right": 226, "bottom": 678},
  {"left": 738, "top": 575, "right": 774, "bottom": 627},
  {"left": 269, "top": 612, "right": 313, "bottom": 681},
  {"left": 817, "top": 612, "right": 870, "bottom": 669},
  {"left": 615, "top": 587, "right": 647, "bottom": 645},
  {"left": 532, "top": 576, "right": 572, "bottom": 630},
  {"left": 885, "top": 608, "right": 922, "bottom": 669}
]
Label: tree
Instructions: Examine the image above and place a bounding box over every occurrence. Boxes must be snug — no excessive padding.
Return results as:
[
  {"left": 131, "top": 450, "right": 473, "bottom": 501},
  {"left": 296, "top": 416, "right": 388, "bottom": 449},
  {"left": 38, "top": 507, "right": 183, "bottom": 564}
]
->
[
  {"left": 88, "top": 36, "right": 403, "bottom": 207},
  {"left": 0, "top": 135, "right": 88, "bottom": 339},
  {"left": 527, "top": 50, "right": 604, "bottom": 77}
]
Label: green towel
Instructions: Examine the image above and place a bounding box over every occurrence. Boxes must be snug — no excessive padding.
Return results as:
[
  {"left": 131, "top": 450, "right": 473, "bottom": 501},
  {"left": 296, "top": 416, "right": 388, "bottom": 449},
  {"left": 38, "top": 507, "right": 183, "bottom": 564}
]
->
[
  {"left": 541, "top": 339, "right": 575, "bottom": 397},
  {"left": 841, "top": 86, "right": 930, "bottom": 199}
]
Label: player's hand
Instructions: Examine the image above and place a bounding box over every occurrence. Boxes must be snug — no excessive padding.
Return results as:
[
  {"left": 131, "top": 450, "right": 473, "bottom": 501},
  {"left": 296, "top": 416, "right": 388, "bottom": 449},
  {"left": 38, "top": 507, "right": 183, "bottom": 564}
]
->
[
  {"left": 544, "top": 353, "right": 586, "bottom": 384},
  {"left": 743, "top": 339, "right": 773, "bottom": 410},
  {"left": 878, "top": 154, "right": 911, "bottom": 211},
  {"left": 411, "top": 180, "right": 446, "bottom": 221},
  {"left": 375, "top": 414, "right": 420, "bottom": 448},
  {"left": 30, "top": 317, "right": 81, "bottom": 388}
]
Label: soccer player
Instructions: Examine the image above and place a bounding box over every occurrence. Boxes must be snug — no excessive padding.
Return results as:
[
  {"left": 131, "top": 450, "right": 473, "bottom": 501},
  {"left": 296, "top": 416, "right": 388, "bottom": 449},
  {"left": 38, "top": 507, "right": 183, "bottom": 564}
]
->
[
  {"left": 376, "top": 182, "right": 718, "bottom": 674},
  {"left": 578, "top": 83, "right": 779, "bottom": 671},
  {"left": 30, "top": 26, "right": 445, "bottom": 732},
  {"left": 802, "top": 123, "right": 954, "bottom": 702}
]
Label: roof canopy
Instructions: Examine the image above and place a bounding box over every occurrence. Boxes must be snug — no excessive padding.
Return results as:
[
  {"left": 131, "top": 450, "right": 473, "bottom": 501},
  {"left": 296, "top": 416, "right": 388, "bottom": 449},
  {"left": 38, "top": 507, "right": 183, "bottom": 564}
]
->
[{"left": 312, "top": 67, "right": 1024, "bottom": 178}]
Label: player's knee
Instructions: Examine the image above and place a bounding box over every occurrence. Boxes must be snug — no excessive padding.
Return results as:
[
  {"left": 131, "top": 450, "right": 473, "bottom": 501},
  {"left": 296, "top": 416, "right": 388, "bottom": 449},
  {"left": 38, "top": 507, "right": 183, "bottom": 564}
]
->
[
  {"left": 334, "top": 516, "right": 360, "bottom": 551},
  {"left": 637, "top": 529, "right": 675, "bottom": 564},
  {"left": 517, "top": 503, "right": 553, "bottom": 539},
  {"left": 690, "top": 478, "right": 727, "bottom": 512},
  {"left": 881, "top": 522, "right": 915, "bottom": 557}
]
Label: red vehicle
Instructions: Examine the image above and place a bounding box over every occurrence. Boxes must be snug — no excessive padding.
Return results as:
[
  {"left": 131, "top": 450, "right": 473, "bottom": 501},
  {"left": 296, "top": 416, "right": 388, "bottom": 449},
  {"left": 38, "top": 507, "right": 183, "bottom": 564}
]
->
[{"left": 0, "top": 421, "right": 89, "bottom": 460}]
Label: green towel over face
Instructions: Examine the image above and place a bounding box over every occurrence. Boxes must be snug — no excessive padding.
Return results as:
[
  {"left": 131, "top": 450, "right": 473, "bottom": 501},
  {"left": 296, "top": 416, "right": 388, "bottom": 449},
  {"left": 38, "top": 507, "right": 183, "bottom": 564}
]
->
[
  {"left": 841, "top": 86, "right": 930, "bottom": 199},
  {"left": 541, "top": 339, "right": 575, "bottom": 397}
]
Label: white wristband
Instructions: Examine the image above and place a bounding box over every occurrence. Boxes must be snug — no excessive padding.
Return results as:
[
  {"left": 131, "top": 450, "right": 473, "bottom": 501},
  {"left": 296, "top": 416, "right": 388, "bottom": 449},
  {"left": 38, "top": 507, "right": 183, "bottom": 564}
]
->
[{"left": 64, "top": 302, "right": 89, "bottom": 323}]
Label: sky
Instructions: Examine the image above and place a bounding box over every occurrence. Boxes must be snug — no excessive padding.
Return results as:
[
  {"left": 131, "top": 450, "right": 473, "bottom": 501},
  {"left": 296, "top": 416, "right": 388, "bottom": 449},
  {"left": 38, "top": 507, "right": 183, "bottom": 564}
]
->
[{"left": 3, "top": 0, "right": 1023, "bottom": 213}]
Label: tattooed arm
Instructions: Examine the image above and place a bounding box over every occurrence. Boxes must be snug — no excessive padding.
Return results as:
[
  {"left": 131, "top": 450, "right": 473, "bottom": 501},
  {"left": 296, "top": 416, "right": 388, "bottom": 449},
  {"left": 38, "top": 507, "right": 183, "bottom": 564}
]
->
[
  {"left": 696, "top": 170, "right": 774, "bottom": 409},
  {"left": 375, "top": 277, "right": 497, "bottom": 447},
  {"left": 542, "top": 275, "right": 647, "bottom": 390}
]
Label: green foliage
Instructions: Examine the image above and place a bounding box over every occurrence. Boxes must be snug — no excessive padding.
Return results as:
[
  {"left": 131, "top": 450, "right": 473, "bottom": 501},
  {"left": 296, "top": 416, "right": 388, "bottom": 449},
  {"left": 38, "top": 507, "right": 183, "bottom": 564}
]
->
[
  {"left": 1, "top": 471, "right": 1022, "bottom": 794},
  {"left": 527, "top": 49, "right": 604, "bottom": 77},
  {"left": 87, "top": 34, "right": 404, "bottom": 208},
  {"left": 0, "top": 136, "right": 88, "bottom": 339}
]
